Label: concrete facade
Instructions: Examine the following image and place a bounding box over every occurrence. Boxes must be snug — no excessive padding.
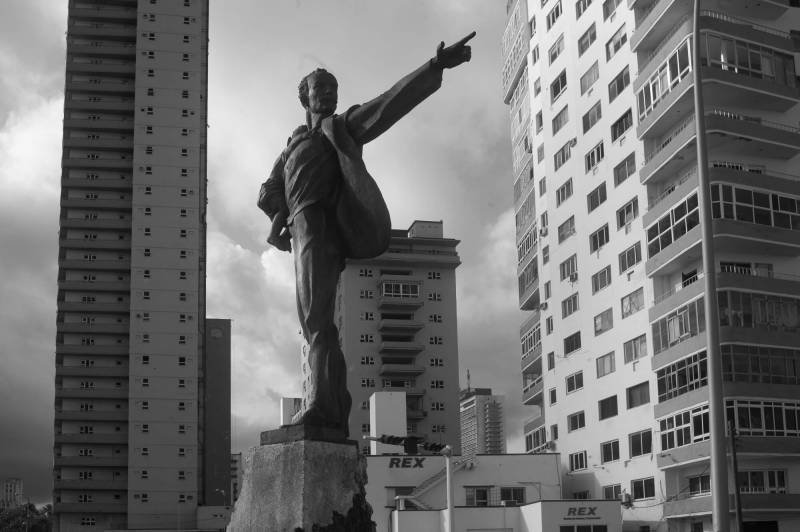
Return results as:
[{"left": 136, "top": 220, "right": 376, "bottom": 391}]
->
[
  {"left": 53, "top": 1, "right": 227, "bottom": 530},
  {"left": 503, "top": 0, "right": 800, "bottom": 530},
  {"left": 459, "top": 388, "right": 506, "bottom": 457},
  {"left": 336, "top": 221, "right": 462, "bottom": 454}
]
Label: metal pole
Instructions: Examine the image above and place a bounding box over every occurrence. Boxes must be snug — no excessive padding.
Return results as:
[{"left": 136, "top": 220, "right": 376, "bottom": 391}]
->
[
  {"left": 729, "top": 420, "right": 744, "bottom": 532},
  {"left": 692, "top": 2, "right": 730, "bottom": 530},
  {"left": 441, "top": 445, "right": 454, "bottom": 532}
]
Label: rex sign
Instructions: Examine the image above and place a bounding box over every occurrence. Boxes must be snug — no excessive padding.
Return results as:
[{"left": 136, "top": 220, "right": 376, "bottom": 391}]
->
[{"left": 388, "top": 457, "right": 426, "bottom": 468}]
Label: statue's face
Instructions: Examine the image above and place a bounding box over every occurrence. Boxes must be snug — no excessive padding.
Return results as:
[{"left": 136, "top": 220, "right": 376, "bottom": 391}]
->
[{"left": 306, "top": 72, "right": 338, "bottom": 117}]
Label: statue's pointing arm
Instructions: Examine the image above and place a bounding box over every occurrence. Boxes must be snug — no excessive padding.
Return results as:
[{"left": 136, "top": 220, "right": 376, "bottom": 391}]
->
[{"left": 345, "top": 31, "right": 476, "bottom": 145}]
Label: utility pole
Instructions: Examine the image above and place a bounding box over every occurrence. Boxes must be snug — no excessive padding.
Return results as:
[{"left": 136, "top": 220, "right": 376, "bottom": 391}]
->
[
  {"left": 692, "top": 1, "right": 730, "bottom": 530},
  {"left": 729, "top": 420, "right": 744, "bottom": 532}
]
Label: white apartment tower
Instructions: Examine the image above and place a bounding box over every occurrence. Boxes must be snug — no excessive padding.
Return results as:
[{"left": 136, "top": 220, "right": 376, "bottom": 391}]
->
[
  {"left": 336, "top": 221, "right": 462, "bottom": 454},
  {"left": 460, "top": 388, "right": 507, "bottom": 457},
  {"left": 504, "top": 0, "right": 800, "bottom": 531},
  {"left": 54, "top": 1, "right": 219, "bottom": 530}
]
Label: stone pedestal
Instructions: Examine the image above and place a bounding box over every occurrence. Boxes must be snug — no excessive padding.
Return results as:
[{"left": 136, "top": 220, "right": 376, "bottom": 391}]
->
[{"left": 227, "top": 430, "right": 376, "bottom": 532}]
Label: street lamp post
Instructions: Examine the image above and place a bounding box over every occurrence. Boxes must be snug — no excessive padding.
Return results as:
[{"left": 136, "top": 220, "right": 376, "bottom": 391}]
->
[{"left": 692, "top": 1, "right": 730, "bottom": 530}]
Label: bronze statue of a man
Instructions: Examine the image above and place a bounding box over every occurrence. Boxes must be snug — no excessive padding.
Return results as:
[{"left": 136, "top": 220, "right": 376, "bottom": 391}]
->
[{"left": 258, "top": 32, "right": 476, "bottom": 436}]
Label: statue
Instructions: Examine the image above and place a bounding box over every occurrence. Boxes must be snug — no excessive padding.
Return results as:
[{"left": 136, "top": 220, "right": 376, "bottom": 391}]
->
[{"left": 258, "top": 32, "right": 476, "bottom": 437}]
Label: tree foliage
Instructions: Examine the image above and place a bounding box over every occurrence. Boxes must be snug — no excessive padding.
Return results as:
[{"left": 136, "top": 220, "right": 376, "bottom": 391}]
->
[{"left": 0, "top": 503, "right": 52, "bottom": 532}]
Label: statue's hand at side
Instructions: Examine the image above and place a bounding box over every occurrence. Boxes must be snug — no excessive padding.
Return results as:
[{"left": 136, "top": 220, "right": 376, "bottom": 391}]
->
[{"left": 433, "top": 31, "right": 476, "bottom": 70}]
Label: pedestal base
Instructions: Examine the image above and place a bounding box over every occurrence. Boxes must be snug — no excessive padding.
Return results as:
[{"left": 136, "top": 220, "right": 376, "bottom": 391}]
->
[{"left": 227, "top": 438, "right": 375, "bottom": 532}]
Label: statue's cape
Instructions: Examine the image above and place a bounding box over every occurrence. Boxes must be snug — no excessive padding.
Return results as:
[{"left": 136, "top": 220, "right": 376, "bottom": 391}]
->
[{"left": 321, "top": 107, "right": 392, "bottom": 259}]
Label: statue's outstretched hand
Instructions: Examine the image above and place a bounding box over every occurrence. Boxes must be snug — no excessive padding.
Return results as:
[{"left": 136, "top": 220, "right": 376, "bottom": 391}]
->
[{"left": 434, "top": 31, "right": 476, "bottom": 69}]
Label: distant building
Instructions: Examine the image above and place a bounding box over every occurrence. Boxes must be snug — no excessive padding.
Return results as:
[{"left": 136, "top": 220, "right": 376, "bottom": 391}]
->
[
  {"left": 335, "top": 221, "right": 462, "bottom": 453},
  {"left": 1, "top": 478, "right": 23, "bottom": 509},
  {"left": 230, "top": 453, "right": 243, "bottom": 503},
  {"left": 459, "top": 388, "right": 506, "bottom": 457}
]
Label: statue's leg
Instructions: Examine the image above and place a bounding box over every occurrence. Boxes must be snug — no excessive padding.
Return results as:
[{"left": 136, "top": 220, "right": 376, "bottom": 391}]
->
[{"left": 292, "top": 206, "right": 349, "bottom": 431}]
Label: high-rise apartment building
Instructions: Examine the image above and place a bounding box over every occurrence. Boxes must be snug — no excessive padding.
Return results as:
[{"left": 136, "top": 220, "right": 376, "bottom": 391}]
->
[
  {"left": 53, "top": 1, "right": 227, "bottom": 530},
  {"left": 1, "top": 478, "right": 23, "bottom": 509},
  {"left": 335, "top": 220, "right": 462, "bottom": 454},
  {"left": 504, "top": 0, "right": 800, "bottom": 530},
  {"left": 459, "top": 388, "right": 506, "bottom": 457}
]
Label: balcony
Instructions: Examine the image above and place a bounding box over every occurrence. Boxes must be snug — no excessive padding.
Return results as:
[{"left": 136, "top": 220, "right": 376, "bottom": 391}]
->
[
  {"left": 66, "top": 61, "right": 135, "bottom": 76},
  {"left": 57, "top": 301, "right": 129, "bottom": 313},
  {"left": 378, "top": 295, "right": 423, "bottom": 310},
  {"left": 657, "top": 439, "right": 710, "bottom": 469},
  {"left": 54, "top": 432, "right": 128, "bottom": 444},
  {"left": 62, "top": 157, "right": 133, "bottom": 171},
  {"left": 67, "top": 21, "right": 136, "bottom": 40},
  {"left": 70, "top": 7, "right": 137, "bottom": 22},
  {"left": 54, "top": 478, "right": 127, "bottom": 490},
  {"left": 649, "top": 272, "right": 704, "bottom": 324},
  {"left": 55, "top": 409, "right": 128, "bottom": 422},
  {"left": 59, "top": 217, "right": 132, "bottom": 230},
  {"left": 523, "top": 410, "right": 545, "bottom": 435},
  {"left": 54, "top": 456, "right": 127, "bottom": 467},
  {"left": 65, "top": 79, "right": 135, "bottom": 94},
  {"left": 67, "top": 43, "right": 136, "bottom": 58},
  {"left": 664, "top": 493, "right": 800, "bottom": 518},
  {"left": 379, "top": 364, "right": 425, "bottom": 376},
  {"left": 53, "top": 502, "right": 126, "bottom": 514},
  {"left": 56, "top": 365, "right": 129, "bottom": 377},
  {"left": 64, "top": 98, "right": 135, "bottom": 112},
  {"left": 379, "top": 341, "right": 424, "bottom": 355},
  {"left": 522, "top": 377, "right": 543, "bottom": 406},
  {"left": 521, "top": 343, "right": 542, "bottom": 375},
  {"left": 55, "top": 386, "right": 129, "bottom": 399},
  {"left": 61, "top": 177, "right": 132, "bottom": 191},
  {"left": 641, "top": 110, "right": 800, "bottom": 185},
  {"left": 518, "top": 278, "right": 539, "bottom": 311},
  {"left": 378, "top": 319, "right": 424, "bottom": 332},
  {"left": 58, "top": 280, "right": 130, "bottom": 292},
  {"left": 62, "top": 137, "right": 133, "bottom": 150},
  {"left": 714, "top": 218, "right": 800, "bottom": 259},
  {"left": 55, "top": 344, "right": 129, "bottom": 357},
  {"left": 56, "top": 322, "right": 130, "bottom": 335},
  {"left": 645, "top": 223, "right": 702, "bottom": 277},
  {"left": 59, "top": 238, "right": 131, "bottom": 250},
  {"left": 60, "top": 197, "right": 131, "bottom": 210},
  {"left": 407, "top": 408, "right": 427, "bottom": 420},
  {"left": 63, "top": 117, "right": 134, "bottom": 132},
  {"left": 631, "top": 0, "right": 688, "bottom": 54}
]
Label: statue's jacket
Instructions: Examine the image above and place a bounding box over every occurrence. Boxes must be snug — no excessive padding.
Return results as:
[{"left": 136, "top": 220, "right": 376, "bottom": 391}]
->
[{"left": 258, "top": 60, "right": 444, "bottom": 259}]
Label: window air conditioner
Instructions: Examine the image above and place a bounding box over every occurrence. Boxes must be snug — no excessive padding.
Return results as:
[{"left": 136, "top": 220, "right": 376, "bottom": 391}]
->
[{"left": 569, "top": 272, "right": 578, "bottom": 283}]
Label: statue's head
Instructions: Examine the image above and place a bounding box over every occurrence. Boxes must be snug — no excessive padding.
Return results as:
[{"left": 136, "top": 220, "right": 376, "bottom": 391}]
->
[{"left": 298, "top": 68, "right": 338, "bottom": 118}]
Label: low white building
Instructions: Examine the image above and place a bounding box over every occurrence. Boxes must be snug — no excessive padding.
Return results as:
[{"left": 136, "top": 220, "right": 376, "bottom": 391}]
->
[{"left": 366, "top": 452, "right": 621, "bottom": 532}]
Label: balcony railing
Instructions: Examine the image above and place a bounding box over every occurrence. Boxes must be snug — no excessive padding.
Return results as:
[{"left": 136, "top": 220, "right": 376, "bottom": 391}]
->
[
  {"left": 648, "top": 165, "right": 697, "bottom": 210},
  {"left": 708, "top": 108, "right": 800, "bottom": 134},
  {"left": 700, "top": 9, "right": 791, "bottom": 39},
  {"left": 644, "top": 114, "right": 694, "bottom": 165},
  {"left": 643, "top": 14, "right": 691, "bottom": 66},
  {"left": 653, "top": 272, "right": 703, "bottom": 305}
]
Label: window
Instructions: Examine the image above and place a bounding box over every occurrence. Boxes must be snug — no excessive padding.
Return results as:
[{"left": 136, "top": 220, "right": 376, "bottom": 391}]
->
[
  {"left": 500, "top": 487, "right": 525, "bottom": 505},
  {"left": 546, "top": 316, "right": 554, "bottom": 334},
  {"left": 599, "top": 395, "right": 618, "bottom": 420},
  {"left": 431, "top": 380, "right": 445, "bottom": 389},
  {"left": 546, "top": 0, "right": 562, "bottom": 29},
  {"left": 575, "top": 0, "right": 593, "bottom": 18},
  {"left": 582, "top": 102, "right": 602, "bottom": 133},
  {"left": 547, "top": 351, "right": 555, "bottom": 370},
  {"left": 580, "top": 61, "right": 599, "bottom": 95},
  {"left": 626, "top": 381, "right": 650, "bottom": 409},
  {"left": 594, "top": 308, "right": 613, "bottom": 335},
  {"left": 567, "top": 411, "right": 585, "bottom": 432},
  {"left": 738, "top": 470, "right": 787, "bottom": 494},
  {"left": 361, "top": 423, "right": 370, "bottom": 434},
  {"left": 616, "top": 197, "right": 639, "bottom": 229},
  {"left": 535, "top": 111, "right": 543, "bottom": 133},
  {"left": 602, "top": 0, "right": 623, "bottom": 19},
  {"left": 657, "top": 351, "right": 707, "bottom": 402},
  {"left": 601, "top": 440, "right": 619, "bottom": 463},
  {"left": 544, "top": 280, "right": 551, "bottom": 298},
  {"left": 556, "top": 178, "right": 573, "bottom": 206},
  {"left": 360, "top": 312, "right": 374, "bottom": 321},
  {"left": 432, "top": 424, "right": 446, "bottom": 433},
  {"left": 621, "top": 288, "right": 644, "bottom": 318},
  {"left": 429, "top": 336, "right": 443, "bottom": 345},
  {"left": 618, "top": 242, "right": 642, "bottom": 273},
  {"left": 360, "top": 356, "right": 374, "bottom": 365},
  {"left": 431, "top": 401, "right": 445, "bottom": 411},
  {"left": 631, "top": 477, "right": 655, "bottom": 500},
  {"left": 624, "top": 334, "right": 647, "bottom": 363},
  {"left": 178, "top": 356, "right": 187, "bottom": 366},
  {"left": 549, "top": 388, "right": 557, "bottom": 405},
  {"left": 647, "top": 193, "right": 699, "bottom": 258},
  {"left": 689, "top": 474, "right": 711, "bottom": 496},
  {"left": 608, "top": 66, "right": 630, "bottom": 102},
  {"left": 637, "top": 39, "right": 692, "bottom": 121},
  {"left": 382, "top": 281, "right": 419, "bottom": 298},
  {"left": 566, "top": 371, "right": 583, "bottom": 393},
  {"left": 606, "top": 24, "right": 627, "bottom": 61},
  {"left": 564, "top": 331, "right": 581, "bottom": 354},
  {"left": 465, "top": 487, "right": 490, "bottom": 507},
  {"left": 552, "top": 106, "right": 569, "bottom": 134},
  {"left": 596, "top": 352, "right": 615, "bottom": 378},
  {"left": 558, "top": 217, "right": 575, "bottom": 243},
  {"left": 611, "top": 109, "right": 633, "bottom": 141},
  {"left": 652, "top": 297, "right": 705, "bottom": 354},
  {"left": 585, "top": 183, "right": 607, "bottom": 214},
  {"left": 359, "top": 289, "right": 374, "bottom": 299},
  {"left": 542, "top": 246, "right": 549, "bottom": 264},
  {"left": 562, "top": 293, "right": 579, "bottom": 318},
  {"left": 603, "top": 484, "right": 622, "bottom": 501},
  {"left": 559, "top": 254, "right": 577, "bottom": 280},
  {"left": 569, "top": 450, "right": 587, "bottom": 471},
  {"left": 430, "top": 357, "right": 444, "bottom": 367},
  {"left": 549, "top": 35, "right": 564, "bottom": 64},
  {"left": 550, "top": 70, "right": 567, "bottom": 102},
  {"left": 554, "top": 140, "right": 572, "bottom": 170},
  {"left": 585, "top": 142, "right": 604, "bottom": 172},
  {"left": 578, "top": 24, "right": 596, "bottom": 56},
  {"left": 613, "top": 152, "right": 636, "bottom": 186},
  {"left": 589, "top": 224, "right": 609, "bottom": 253},
  {"left": 573, "top": 491, "right": 590, "bottom": 500},
  {"left": 551, "top": 423, "right": 559, "bottom": 441},
  {"left": 629, "top": 429, "right": 652, "bottom": 457}
]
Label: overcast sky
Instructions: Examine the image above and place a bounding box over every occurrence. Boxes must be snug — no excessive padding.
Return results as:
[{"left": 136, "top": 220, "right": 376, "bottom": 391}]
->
[{"left": 0, "top": 0, "right": 529, "bottom": 503}]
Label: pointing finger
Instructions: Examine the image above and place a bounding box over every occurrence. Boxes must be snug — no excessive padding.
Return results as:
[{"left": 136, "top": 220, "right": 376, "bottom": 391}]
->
[{"left": 454, "top": 31, "right": 477, "bottom": 47}]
